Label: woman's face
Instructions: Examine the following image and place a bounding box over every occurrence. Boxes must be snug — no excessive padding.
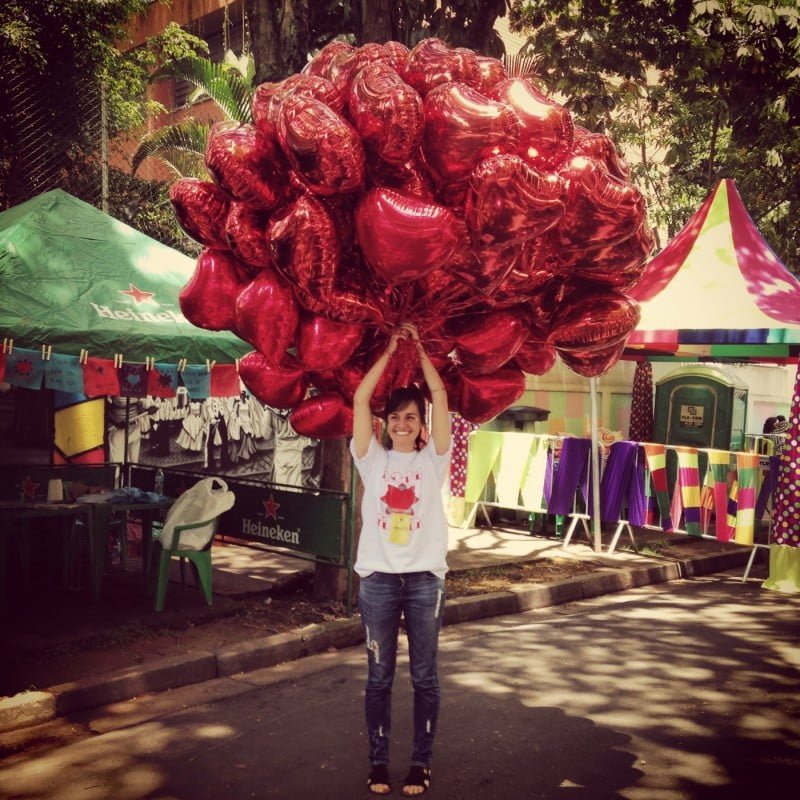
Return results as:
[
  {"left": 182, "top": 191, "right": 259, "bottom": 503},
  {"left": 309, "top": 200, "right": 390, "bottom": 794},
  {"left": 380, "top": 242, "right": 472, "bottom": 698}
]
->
[{"left": 386, "top": 400, "right": 423, "bottom": 452}]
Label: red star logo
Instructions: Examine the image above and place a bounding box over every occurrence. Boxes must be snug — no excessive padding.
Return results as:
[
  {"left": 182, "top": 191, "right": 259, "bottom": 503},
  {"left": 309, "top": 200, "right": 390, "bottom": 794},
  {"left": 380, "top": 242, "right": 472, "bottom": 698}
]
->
[
  {"left": 263, "top": 494, "right": 280, "bottom": 519},
  {"left": 22, "top": 475, "right": 40, "bottom": 499},
  {"left": 120, "top": 284, "right": 155, "bottom": 304}
]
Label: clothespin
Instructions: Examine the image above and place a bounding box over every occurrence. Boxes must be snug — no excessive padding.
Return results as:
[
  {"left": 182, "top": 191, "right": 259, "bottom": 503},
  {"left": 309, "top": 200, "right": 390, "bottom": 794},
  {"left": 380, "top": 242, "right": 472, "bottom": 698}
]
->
[
  {"left": 145, "top": 357, "right": 155, "bottom": 370},
  {"left": 2, "top": 338, "right": 13, "bottom": 354},
  {"left": 79, "top": 348, "right": 89, "bottom": 365},
  {"left": 235, "top": 358, "right": 240, "bottom": 372},
  {"left": 177, "top": 358, "right": 187, "bottom": 373},
  {"left": 206, "top": 359, "right": 216, "bottom": 373},
  {"left": 41, "top": 344, "right": 53, "bottom": 361},
  {"left": 114, "top": 353, "right": 124, "bottom": 368}
]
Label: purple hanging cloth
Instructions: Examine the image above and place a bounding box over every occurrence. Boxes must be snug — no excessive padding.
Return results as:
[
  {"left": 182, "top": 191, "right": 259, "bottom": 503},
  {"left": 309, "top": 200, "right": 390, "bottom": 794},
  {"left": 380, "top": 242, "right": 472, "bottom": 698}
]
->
[
  {"left": 600, "top": 440, "right": 639, "bottom": 523},
  {"left": 548, "top": 437, "right": 592, "bottom": 516}
]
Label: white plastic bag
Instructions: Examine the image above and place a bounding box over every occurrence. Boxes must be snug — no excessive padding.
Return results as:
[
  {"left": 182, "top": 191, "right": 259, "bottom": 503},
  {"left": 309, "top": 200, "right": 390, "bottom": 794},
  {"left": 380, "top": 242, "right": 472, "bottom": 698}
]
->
[{"left": 158, "top": 478, "right": 235, "bottom": 550}]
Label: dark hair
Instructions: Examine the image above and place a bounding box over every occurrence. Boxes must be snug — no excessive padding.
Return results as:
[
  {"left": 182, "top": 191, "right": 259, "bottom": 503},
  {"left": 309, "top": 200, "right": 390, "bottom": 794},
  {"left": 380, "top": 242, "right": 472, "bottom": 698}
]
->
[
  {"left": 763, "top": 416, "right": 777, "bottom": 434},
  {"left": 382, "top": 385, "right": 427, "bottom": 450}
]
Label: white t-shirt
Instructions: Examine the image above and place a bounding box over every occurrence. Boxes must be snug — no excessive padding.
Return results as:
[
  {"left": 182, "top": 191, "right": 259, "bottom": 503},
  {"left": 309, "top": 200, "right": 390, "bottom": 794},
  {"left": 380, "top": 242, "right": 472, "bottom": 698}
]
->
[{"left": 351, "top": 435, "right": 451, "bottom": 578}]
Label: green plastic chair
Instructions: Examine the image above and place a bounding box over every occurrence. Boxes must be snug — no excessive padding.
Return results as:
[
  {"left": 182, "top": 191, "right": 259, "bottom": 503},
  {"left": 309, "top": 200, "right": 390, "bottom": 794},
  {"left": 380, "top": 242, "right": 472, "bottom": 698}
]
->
[{"left": 153, "top": 517, "right": 219, "bottom": 612}]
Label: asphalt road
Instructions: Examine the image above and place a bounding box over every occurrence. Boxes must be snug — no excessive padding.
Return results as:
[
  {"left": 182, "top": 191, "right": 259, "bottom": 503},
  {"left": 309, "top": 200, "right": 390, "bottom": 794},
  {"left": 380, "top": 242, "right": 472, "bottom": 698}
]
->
[{"left": 1, "top": 572, "right": 798, "bottom": 800}]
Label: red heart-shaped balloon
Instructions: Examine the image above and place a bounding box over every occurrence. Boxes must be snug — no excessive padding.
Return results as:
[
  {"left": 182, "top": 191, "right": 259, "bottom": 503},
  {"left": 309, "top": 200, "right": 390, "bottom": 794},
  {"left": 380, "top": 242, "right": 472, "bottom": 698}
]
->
[
  {"left": 169, "top": 178, "right": 230, "bottom": 248},
  {"left": 349, "top": 62, "right": 424, "bottom": 166},
  {"left": 328, "top": 42, "right": 395, "bottom": 95},
  {"left": 234, "top": 268, "right": 299, "bottom": 366},
  {"left": 558, "top": 339, "right": 628, "bottom": 378},
  {"left": 239, "top": 351, "right": 309, "bottom": 409},
  {"left": 423, "top": 82, "right": 521, "bottom": 185},
  {"left": 512, "top": 339, "right": 557, "bottom": 375},
  {"left": 179, "top": 248, "right": 250, "bottom": 332},
  {"left": 447, "top": 310, "right": 528, "bottom": 372},
  {"left": 571, "top": 132, "right": 630, "bottom": 181},
  {"left": 476, "top": 55, "right": 508, "bottom": 94},
  {"left": 289, "top": 392, "right": 354, "bottom": 439},
  {"left": 252, "top": 73, "right": 343, "bottom": 139},
  {"left": 465, "top": 154, "right": 567, "bottom": 247},
  {"left": 458, "top": 367, "right": 527, "bottom": 424},
  {"left": 302, "top": 40, "right": 355, "bottom": 79},
  {"left": 548, "top": 288, "right": 640, "bottom": 351},
  {"left": 225, "top": 201, "right": 273, "bottom": 271},
  {"left": 490, "top": 78, "right": 574, "bottom": 170},
  {"left": 295, "top": 312, "right": 365, "bottom": 371},
  {"left": 401, "top": 38, "right": 481, "bottom": 97},
  {"left": 268, "top": 194, "right": 340, "bottom": 295},
  {"left": 384, "top": 40, "right": 409, "bottom": 72},
  {"left": 277, "top": 94, "right": 365, "bottom": 195},
  {"left": 205, "top": 122, "right": 287, "bottom": 210},
  {"left": 355, "top": 188, "right": 459, "bottom": 284}
]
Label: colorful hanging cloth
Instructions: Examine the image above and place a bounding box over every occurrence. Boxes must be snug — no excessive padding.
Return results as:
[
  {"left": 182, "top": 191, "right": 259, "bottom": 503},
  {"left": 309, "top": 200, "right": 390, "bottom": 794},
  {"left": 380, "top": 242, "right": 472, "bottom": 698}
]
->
[
  {"left": 671, "top": 447, "right": 702, "bottom": 537},
  {"left": 210, "top": 363, "right": 241, "bottom": 397},
  {"left": 464, "top": 431, "right": 503, "bottom": 504},
  {"left": 520, "top": 437, "right": 552, "bottom": 512},
  {"left": 180, "top": 365, "right": 211, "bottom": 399},
  {"left": 3, "top": 347, "right": 46, "bottom": 390},
  {"left": 118, "top": 363, "right": 148, "bottom": 398},
  {"left": 44, "top": 352, "right": 85, "bottom": 394},
  {"left": 642, "top": 443, "right": 673, "bottom": 531},
  {"left": 82, "top": 357, "right": 120, "bottom": 396},
  {"left": 449, "top": 413, "right": 478, "bottom": 498},
  {"left": 734, "top": 452, "right": 761, "bottom": 546},
  {"left": 147, "top": 363, "right": 179, "bottom": 398},
  {"left": 599, "top": 440, "right": 639, "bottom": 523},
  {"left": 755, "top": 455, "right": 780, "bottom": 523},
  {"left": 772, "top": 362, "right": 800, "bottom": 547},
  {"left": 628, "top": 361, "right": 654, "bottom": 442},
  {"left": 706, "top": 449, "right": 734, "bottom": 541},
  {"left": 548, "top": 437, "right": 591, "bottom": 516}
]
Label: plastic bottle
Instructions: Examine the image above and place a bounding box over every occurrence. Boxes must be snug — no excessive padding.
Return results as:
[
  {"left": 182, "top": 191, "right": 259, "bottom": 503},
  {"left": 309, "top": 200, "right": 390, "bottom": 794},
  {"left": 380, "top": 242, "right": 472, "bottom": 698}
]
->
[{"left": 155, "top": 468, "right": 164, "bottom": 496}]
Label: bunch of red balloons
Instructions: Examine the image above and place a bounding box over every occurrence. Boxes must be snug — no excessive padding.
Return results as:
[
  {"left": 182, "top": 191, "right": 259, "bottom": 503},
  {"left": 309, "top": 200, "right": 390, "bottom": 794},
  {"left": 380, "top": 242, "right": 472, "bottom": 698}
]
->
[{"left": 172, "top": 38, "right": 653, "bottom": 438}]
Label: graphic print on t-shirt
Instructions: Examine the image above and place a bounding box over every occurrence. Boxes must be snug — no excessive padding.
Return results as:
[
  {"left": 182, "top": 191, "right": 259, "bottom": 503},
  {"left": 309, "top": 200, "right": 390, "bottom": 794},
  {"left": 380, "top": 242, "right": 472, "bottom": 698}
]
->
[{"left": 379, "top": 466, "right": 422, "bottom": 546}]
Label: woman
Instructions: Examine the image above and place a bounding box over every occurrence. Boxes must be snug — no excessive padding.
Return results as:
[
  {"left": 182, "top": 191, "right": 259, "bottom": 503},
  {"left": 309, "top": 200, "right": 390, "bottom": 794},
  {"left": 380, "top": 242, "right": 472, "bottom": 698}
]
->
[{"left": 350, "top": 323, "right": 451, "bottom": 797}]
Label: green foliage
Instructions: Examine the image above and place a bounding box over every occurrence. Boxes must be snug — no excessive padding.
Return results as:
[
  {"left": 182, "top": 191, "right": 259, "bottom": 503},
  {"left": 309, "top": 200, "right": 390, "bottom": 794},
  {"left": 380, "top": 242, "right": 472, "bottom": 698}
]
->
[{"left": 509, "top": 0, "right": 800, "bottom": 273}]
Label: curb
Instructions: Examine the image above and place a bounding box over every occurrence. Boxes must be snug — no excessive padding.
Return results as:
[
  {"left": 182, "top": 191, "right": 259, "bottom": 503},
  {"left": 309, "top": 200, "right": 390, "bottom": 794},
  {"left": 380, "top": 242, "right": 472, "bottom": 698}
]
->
[{"left": 0, "top": 548, "right": 750, "bottom": 733}]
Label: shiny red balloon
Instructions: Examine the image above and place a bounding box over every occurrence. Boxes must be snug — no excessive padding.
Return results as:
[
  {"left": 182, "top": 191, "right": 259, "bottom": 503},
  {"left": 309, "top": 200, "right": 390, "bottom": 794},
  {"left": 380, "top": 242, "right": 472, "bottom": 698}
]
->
[
  {"left": 401, "top": 38, "right": 481, "bottom": 97},
  {"left": 571, "top": 133, "right": 630, "bottom": 182},
  {"left": 558, "top": 339, "right": 628, "bottom": 378},
  {"left": 548, "top": 288, "right": 640, "bottom": 352},
  {"left": 490, "top": 78, "right": 574, "bottom": 170},
  {"left": 552, "top": 156, "right": 646, "bottom": 254},
  {"left": 423, "top": 82, "right": 521, "bottom": 184},
  {"left": 234, "top": 268, "right": 299, "bottom": 366},
  {"left": 512, "top": 339, "right": 557, "bottom": 375},
  {"left": 328, "top": 42, "right": 394, "bottom": 95},
  {"left": 476, "top": 56, "right": 508, "bottom": 94},
  {"left": 169, "top": 178, "right": 230, "bottom": 248},
  {"left": 295, "top": 312, "right": 364, "bottom": 370},
  {"left": 225, "top": 201, "right": 272, "bottom": 271},
  {"left": 239, "top": 351, "right": 309, "bottom": 409},
  {"left": 356, "top": 187, "right": 459, "bottom": 284},
  {"left": 252, "top": 74, "right": 343, "bottom": 139},
  {"left": 465, "top": 154, "right": 567, "bottom": 247},
  {"left": 383, "top": 40, "right": 409, "bottom": 72},
  {"left": 458, "top": 368, "right": 527, "bottom": 424},
  {"left": 290, "top": 393, "right": 354, "bottom": 438},
  {"left": 277, "top": 95, "right": 365, "bottom": 195},
  {"left": 179, "top": 248, "right": 250, "bottom": 332},
  {"left": 205, "top": 122, "right": 287, "bottom": 210},
  {"left": 268, "top": 193, "right": 339, "bottom": 296},
  {"left": 447, "top": 310, "right": 528, "bottom": 373},
  {"left": 303, "top": 40, "right": 355, "bottom": 79},
  {"left": 349, "top": 62, "right": 424, "bottom": 166},
  {"left": 367, "top": 156, "right": 436, "bottom": 201}
]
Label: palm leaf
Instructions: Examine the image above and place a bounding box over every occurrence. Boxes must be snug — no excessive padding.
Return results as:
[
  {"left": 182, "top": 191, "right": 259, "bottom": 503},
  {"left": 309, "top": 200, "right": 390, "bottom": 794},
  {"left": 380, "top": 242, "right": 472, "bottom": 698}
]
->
[
  {"left": 132, "top": 119, "right": 212, "bottom": 177},
  {"left": 150, "top": 56, "right": 254, "bottom": 123}
]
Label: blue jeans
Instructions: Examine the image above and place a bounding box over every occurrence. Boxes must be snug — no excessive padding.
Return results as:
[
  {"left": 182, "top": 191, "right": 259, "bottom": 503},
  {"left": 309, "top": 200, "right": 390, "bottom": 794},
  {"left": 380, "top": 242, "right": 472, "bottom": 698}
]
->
[{"left": 358, "top": 571, "right": 446, "bottom": 768}]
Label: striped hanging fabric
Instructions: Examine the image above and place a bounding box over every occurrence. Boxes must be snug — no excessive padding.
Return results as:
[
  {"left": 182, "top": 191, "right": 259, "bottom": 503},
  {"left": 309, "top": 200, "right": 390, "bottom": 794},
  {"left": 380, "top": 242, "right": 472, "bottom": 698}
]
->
[
  {"left": 671, "top": 447, "right": 702, "bottom": 537},
  {"left": 707, "top": 449, "right": 734, "bottom": 541},
  {"left": 734, "top": 452, "right": 761, "bottom": 546},
  {"left": 642, "top": 443, "right": 673, "bottom": 531},
  {"left": 726, "top": 481, "right": 739, "bottom": 539}
]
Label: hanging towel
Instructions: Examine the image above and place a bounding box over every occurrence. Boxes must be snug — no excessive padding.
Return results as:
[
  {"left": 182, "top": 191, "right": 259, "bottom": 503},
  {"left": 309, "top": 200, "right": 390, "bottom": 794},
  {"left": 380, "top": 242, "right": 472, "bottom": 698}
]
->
[
  {"left": 642, "top": 443, "right": 673, "bottom": 531},
  {"left": 734, "top": 452, "right": 761, "bottom": 546},
  {"left": 671, "top": 447, "right": 702, "bottom": 537},
  {"left": 548, "top": 437, "right": 591, "bottom": 516}
]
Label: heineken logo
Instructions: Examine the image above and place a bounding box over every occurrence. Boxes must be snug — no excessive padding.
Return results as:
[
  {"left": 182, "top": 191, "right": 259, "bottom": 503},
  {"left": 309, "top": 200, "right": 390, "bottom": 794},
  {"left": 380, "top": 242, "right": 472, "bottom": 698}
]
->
[
  {"left": 241, "top": 518, "right": 301, "bottom": 546},
  {"left": 119, "top": 283, "right": 155, "bottom": 304},
  {"left": 91, "top": 302, "right": 189, "bottom": 325}
]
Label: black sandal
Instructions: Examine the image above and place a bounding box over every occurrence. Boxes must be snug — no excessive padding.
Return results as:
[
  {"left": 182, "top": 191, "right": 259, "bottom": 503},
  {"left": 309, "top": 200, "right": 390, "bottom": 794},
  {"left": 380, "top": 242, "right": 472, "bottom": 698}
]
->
[
  {"left": 368, "top": 764, "right": 392, "bottom": 795},
  {"left": 401, "top": 765, "right": 431, "bottom": 796}
]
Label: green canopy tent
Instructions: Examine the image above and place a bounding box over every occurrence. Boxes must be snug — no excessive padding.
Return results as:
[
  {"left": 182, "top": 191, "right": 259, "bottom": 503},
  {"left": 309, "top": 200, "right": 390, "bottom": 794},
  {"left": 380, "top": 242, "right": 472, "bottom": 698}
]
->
[
  {"left": 0, "top": 189, "right": 248, "bottom": 365},
  {"left": 0, "top": 189, "right": 250, "bottom": 466}
]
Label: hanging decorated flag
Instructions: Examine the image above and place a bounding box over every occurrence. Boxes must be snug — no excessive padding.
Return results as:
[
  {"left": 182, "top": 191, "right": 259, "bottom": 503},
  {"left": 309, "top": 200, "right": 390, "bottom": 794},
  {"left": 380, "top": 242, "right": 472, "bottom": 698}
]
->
[
  {"left": 118, "top": 362, "right": 149, "bottom": 398},
  {"left": 3, "top": 347, "right": 46, "bottom": 390},
  {"left": 45, "top": 353, "right": 85, "bottom": 394},
  {"left": 147, "top": 363, "right": 178, "bottom": 398},
  {"left": 180, "top": 365, "right": 211, "bottom": 399},
  {"left": 82, "top": 356, "right": 120, "bottom": 396},
  {"left": 210, "top": 363, "right": 240, "bottom": 397}
]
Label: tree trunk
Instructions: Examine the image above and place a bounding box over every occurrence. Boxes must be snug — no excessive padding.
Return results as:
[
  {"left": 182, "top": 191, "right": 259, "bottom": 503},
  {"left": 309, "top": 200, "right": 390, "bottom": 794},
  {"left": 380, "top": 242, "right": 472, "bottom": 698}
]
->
[
  {"left": 246, "top": 0, "right": 310, "bottom": 85},
  {"left": 311, "top": 437, "right": 362, "bottom": 605},
  {"left": 357, "top": 0, "right": 393, "bottom": 44}
]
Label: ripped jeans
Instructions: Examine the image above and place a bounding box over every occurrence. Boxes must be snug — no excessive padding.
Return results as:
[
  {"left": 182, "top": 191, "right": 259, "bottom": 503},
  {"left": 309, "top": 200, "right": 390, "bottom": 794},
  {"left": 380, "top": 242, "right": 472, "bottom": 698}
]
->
[{"left": 358, "top": 570, "right": 446, "bottom": 768}]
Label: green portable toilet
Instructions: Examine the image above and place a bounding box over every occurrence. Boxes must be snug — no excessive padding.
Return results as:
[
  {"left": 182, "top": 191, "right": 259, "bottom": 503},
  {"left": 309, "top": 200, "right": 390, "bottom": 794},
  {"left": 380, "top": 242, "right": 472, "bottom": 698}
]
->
[{"left": 654, "top": 365, "right": 748, "bottom": 451}]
